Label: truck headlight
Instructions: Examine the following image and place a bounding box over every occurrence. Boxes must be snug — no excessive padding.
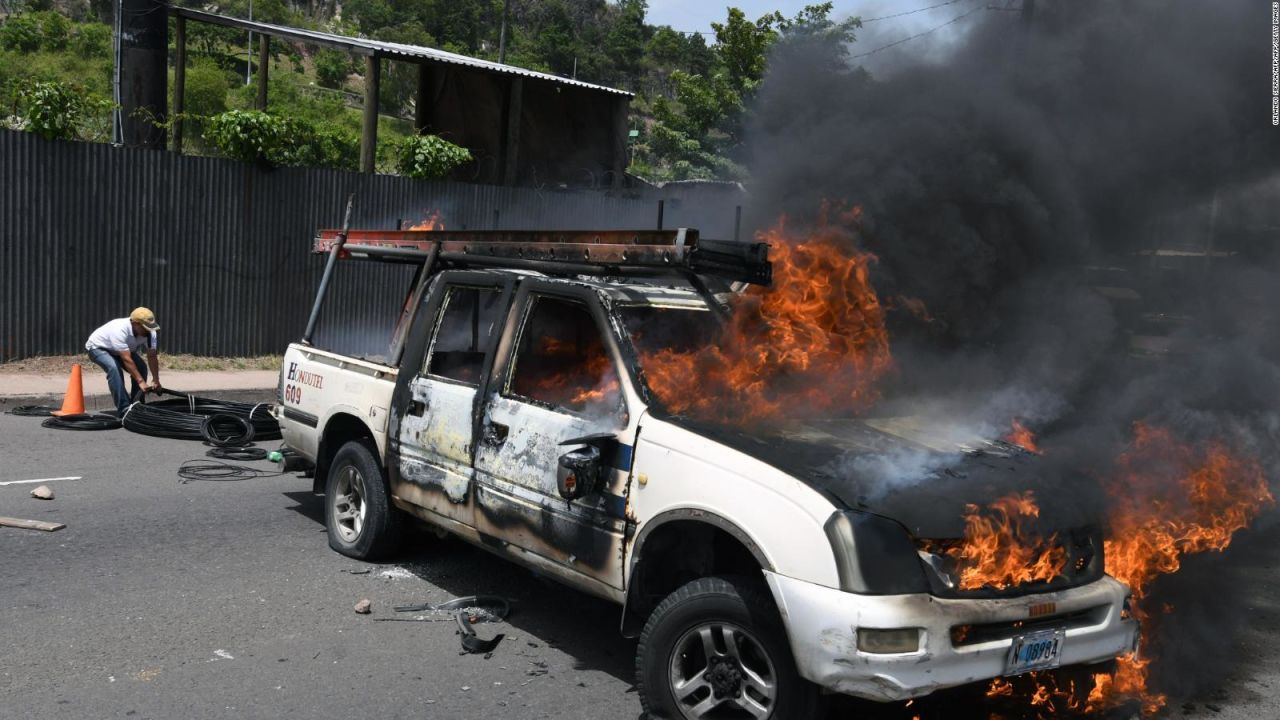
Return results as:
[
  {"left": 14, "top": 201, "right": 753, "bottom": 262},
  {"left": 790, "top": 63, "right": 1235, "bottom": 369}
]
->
[
  {"left": 824, "top": 511, "right": 929, "bottom": 595},
  {"left": 857, "top": 628, "right": 923, "bottom": 654}
]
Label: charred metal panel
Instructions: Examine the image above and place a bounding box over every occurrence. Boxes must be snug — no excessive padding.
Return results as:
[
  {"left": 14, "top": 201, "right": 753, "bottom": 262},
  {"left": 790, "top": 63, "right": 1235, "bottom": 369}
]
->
[{"left": 473, "top": 394, "right": 630, "bottom": 587}]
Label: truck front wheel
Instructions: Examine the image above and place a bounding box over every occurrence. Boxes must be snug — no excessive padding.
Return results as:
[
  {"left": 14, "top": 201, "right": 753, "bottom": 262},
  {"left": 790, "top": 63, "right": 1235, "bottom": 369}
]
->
[
  {"left": 325, "top": 441, "right": 401, "bottom": 560},
  {"left": 636, "top": 576, "right": 822, "bottom": 719}
]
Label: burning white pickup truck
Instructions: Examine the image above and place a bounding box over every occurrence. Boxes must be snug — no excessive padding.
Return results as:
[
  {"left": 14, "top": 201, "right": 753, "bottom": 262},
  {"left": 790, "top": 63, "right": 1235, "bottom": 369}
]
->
[{"left": 275, "top": 220, "right": 1139, "bottom": 718}]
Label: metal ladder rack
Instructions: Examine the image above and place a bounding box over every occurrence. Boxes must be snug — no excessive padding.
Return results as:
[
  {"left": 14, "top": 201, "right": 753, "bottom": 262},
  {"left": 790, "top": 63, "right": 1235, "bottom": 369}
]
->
[{"left": 313, "top": 228, "right": 772, "bottom": 286}]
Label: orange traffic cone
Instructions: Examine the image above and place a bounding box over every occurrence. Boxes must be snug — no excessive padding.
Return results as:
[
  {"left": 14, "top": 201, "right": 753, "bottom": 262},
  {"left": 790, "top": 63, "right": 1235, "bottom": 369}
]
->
[{"left": 50, "top": 363, "right": 85, "bottom": 417}]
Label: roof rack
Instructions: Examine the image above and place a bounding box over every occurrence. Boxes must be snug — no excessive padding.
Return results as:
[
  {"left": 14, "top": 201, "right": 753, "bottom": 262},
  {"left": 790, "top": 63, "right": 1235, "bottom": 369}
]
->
[{"left": 313, "top": 228, "right": 772, "bottom": 286}]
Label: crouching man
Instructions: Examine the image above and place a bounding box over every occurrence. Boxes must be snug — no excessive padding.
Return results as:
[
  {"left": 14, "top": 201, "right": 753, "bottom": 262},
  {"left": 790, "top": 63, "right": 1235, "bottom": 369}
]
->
[{"left": 85, "top": 307, "right": 163, "bottom": 414}]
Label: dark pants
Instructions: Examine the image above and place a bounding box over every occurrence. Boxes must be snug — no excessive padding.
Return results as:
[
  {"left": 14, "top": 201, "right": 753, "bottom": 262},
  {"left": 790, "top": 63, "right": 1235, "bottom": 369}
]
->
[{"left": 88, "top": 347, "right": 147, "bottom": 414}]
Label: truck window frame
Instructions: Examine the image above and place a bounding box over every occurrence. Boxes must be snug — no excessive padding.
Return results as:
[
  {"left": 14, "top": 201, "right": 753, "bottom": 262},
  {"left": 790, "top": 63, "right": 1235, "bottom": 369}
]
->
[
  {"left": 421, "top": 283, "right": 504, "bottom": 388},
  {"left": 499, "top": 289, "right": 629, "bottom": 422}
]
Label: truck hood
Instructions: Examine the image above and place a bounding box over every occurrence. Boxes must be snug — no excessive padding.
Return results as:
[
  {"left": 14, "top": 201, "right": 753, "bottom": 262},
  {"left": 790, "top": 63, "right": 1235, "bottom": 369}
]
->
[{"left": 670, "top": 414, "right": 1102, "bottom": 539}]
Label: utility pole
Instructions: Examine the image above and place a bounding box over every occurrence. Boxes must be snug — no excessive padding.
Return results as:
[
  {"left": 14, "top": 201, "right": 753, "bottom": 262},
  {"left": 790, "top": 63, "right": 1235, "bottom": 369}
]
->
[
  {"left": 118, "top": 0, "right": 167, "bottom": 148},
  {"left": 497, "top": 0, "right": 512, "bottom": 64}
]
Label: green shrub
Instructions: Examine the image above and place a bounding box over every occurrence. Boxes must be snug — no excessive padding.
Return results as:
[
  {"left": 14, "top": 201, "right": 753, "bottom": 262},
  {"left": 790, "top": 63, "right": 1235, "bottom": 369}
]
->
[
  {"left": 204, "top": 109, "right": 358, "bottom": 170},
  {"left": 314, "top": 49, "right": 351, "bottom": 89},
  {"left": 301, "top": 123, "right": 359, "bottom": 171},
  {"left": 184, "top": 58, "right": 229, "bottom": 117},
  {"left": 204, "top": 110, "right": 288, "bottom": 164},
  {"left": 0, "top": 15, "right": 43, "bottom": 52},
  {"left": 70, "top": 22, "right": 111, "bottom": 59},
  {"left": 35, "top": 11, "right": 70, "bottom": 51},
  {"left": 395, "top": 134, "right": 471, "bottom": 180},
  {"left": 9, "top": 79, "right": 112, "bottom": 141}
]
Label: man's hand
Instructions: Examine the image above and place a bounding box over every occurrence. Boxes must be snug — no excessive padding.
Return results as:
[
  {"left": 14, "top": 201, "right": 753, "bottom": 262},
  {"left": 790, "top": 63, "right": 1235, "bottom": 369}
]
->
[{"left": 145, "top": 381, "right": 162, "bottom": 394}]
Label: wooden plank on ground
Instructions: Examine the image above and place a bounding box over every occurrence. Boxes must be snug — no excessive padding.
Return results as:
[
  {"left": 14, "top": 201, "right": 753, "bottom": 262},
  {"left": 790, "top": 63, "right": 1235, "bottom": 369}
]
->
[{"left": 0, "top": 516, "right": 65, "bottom": 532}]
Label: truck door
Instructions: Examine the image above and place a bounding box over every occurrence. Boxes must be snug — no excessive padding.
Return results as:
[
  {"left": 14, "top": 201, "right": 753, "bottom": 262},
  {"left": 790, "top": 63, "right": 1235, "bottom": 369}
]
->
[
  {"left": 392, "top": 276, "right": 508, "bottom": 528},
  {"left": 473, "top": 288, "right": 635, "bottom": 591}
]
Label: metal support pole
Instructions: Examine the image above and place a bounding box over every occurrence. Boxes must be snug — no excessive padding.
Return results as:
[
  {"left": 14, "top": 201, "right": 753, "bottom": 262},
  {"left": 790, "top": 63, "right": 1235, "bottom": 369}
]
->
[
  {"left": 733, "top": 205, "right": 742, "bottom": 243},
  {"left": 657, "top": 200, "right": 664, "bottom": 230},
  {"left": 303, "top": 195, "right": 355, "bottom": 344},
  {"left": 360, "top": 56, "right": 380, "bottom": 173},
  {"left": 256, "top": 34, "right": 269, "bottom": 111},
  {"left": 172, "top": 15, "right": 186, "bottom": 153},
  {"left": 498, "top": 0, "right": 512, "bottom": 64}
]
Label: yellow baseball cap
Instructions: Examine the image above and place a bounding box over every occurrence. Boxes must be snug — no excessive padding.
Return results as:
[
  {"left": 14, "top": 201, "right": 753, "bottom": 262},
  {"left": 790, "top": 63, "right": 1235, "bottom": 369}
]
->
[{"left": 130, "top": 307, "right": 160, "bottom": 331}]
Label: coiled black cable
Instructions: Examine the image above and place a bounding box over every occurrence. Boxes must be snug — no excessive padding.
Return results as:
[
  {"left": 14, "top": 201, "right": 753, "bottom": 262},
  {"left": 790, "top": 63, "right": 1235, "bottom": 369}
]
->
[
  {"left": 200, "top": 413, "right": 255, "bottom": 447},
  {"left": 42, "top": 414, "right": 122, "bottom": 430},
  {"left": 178, "top": 459, "right": 285, "bottom": 483},
  {"left": 122, "top": 393, "right": 280, "bottom": 442},
  {"left": 206, "top": 445, "right": 269, "bottom": 461}
]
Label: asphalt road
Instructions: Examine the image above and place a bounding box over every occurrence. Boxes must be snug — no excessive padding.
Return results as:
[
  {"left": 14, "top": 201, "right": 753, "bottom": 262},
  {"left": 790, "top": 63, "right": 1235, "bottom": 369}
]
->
[{"left": 1, "top": 411, "right": 1277, "bottom": 720}]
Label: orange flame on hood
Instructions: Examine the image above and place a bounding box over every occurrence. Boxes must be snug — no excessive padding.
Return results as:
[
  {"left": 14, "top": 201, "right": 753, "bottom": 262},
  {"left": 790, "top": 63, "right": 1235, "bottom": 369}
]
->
[
  {"left": 982, "top": 424, "right": 1271, "bottom": 716},
  {"left": 639, "top": 204, "right": 893, "bottom": 424},
  {"left": 1005, "top": 419, "right": 1041, "bottom": 453},
  {"left": 927, "top": 491, "right": 1068, "bottom": 591}
]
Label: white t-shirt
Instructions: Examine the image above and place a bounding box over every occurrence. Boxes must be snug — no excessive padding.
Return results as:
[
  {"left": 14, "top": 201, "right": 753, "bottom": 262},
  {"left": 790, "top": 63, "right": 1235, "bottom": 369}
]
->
[{"left": 85, "top": 318, "right": 158, "bottom": 354}]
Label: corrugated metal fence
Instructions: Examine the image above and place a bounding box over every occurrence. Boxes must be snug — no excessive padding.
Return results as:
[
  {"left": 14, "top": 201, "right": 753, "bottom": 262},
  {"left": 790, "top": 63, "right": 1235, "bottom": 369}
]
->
[{"left": 0, "top": 130, "right": 742, "bottom": 361}]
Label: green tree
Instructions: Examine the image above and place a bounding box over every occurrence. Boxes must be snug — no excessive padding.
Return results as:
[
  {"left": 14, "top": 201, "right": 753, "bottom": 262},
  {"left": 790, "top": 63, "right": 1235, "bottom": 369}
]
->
[
  {"left": 0, "top": 14, "right": 44, "bottom": 52},
  {"left": 633, "top": 4, "right": 858, "bottom": 182},
  {"left": 185, "top": 58, "right": 230, "bottom": 117},
  {"left": 314, "top": 48, "right": 351, "bottom": 89},
  {"left": 70, "top": 21, "right": 110, "bottom": 59}
]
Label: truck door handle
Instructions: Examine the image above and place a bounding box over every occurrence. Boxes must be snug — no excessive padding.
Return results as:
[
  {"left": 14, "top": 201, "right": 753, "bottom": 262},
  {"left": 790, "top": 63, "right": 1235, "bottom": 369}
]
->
[
  {"left": 408, "top": 400, "right": 426, "bottom": 417},
  {"left": 482, "top": 421, "right": 509, "bottom": 446}
]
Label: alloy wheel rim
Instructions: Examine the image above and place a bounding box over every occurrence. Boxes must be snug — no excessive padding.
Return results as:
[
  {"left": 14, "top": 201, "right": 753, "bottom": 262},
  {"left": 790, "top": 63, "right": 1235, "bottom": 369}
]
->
[
  {"left": 332, "top": 465, "right": 366, "bottom": 543},
  {"left": 668, "top": 621, "right": 778, "bottom": 719}
]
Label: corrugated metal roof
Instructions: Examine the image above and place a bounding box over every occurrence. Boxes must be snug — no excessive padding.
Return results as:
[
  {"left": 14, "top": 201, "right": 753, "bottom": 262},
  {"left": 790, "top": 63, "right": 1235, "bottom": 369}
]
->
[{"left": 174, "top": 8, "right": 633, "bottom": 97}]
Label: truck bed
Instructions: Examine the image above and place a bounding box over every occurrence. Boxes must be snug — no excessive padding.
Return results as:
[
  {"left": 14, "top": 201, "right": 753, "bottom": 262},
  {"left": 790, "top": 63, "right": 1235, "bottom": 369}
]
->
[{"left": 275, "top": 343, "right": 399, "bottom": 462}]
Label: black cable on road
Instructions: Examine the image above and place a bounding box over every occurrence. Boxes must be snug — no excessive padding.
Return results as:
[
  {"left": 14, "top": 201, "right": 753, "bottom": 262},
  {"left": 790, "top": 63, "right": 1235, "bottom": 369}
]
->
[
  {"left": 8, "top": 405, "right": 57, "bottom": 417},
  {"left": 200, "top": 413, "right": 255, "bottom": 447},
  {"left": 206, "top": 445, "right": 270, "bottom": 461},
  {"left": 42, "top": 414, "right": 122, "bottom": 430},
  {"left": 177, "top": 459, "right": 286, "bottom": 483},
  {"left": 122, "top": 392, "right": 280, "bottom": 442}
]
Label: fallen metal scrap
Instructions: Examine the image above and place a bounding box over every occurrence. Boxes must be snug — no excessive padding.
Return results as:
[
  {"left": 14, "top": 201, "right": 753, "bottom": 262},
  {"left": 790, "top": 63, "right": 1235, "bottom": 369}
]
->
[{"left": 375, "top": 595, "right": 511, "bottom": 654}]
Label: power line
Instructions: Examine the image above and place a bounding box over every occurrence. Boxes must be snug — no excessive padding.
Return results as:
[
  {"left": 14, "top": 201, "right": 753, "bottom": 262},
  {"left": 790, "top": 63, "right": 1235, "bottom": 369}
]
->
[
  {"left": 859, "top": 0, "right": 973, "bottom": 23},
  {"left": 850, "top": 3, "right": 987, "bottom": 59}
]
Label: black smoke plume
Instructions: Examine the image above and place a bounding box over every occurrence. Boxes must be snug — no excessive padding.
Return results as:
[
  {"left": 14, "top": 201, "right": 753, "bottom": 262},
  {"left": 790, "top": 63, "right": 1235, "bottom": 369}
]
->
[{"left": 744, "top": 0, "right": 1280, "bottom": 710}]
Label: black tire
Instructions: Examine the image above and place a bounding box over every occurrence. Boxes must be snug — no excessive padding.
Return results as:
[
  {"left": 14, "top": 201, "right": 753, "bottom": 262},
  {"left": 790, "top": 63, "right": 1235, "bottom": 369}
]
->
[
  {"left": 637, "top": 576, "right": 823, "bottom": 720},
  {"left": 324, "top": 441, "right": 401, "bottom": 560}
]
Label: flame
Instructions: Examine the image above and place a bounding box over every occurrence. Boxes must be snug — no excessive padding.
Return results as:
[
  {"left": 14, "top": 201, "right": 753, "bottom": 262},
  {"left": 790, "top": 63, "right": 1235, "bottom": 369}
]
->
[
  {"left": 926, "top": 491, "right": 1068, "bottom": 591},
  {"left": 981, "top": 424, "right": 1271, "bottom": 717},
  {"left": 1005, "top": 419, "right": 1041, "bottom": 453},
  {"left": 639, "top": 203, "right": 893, "bottom": 424},
  {"left": 1085, "top": 423, "right": 1273, "bottom": 713},
  {"left": 408, "top": 210, "right": 445, "bottom": 230},
  {"left": 520, "top": 335, "right": 619, "bottom": 410}
]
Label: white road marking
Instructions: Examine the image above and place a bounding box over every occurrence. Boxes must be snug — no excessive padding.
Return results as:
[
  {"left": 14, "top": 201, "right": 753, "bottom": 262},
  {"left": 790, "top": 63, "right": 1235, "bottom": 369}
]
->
[
  {"left": 0, "top": 476, "right": 82, "bottom": 486},
  {"left": 212, "top": 649, "right": 234, "bottom": 660}
]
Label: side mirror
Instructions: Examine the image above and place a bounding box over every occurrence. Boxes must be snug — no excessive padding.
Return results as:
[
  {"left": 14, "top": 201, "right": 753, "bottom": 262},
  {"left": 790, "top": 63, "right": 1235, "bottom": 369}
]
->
[{"left": 557, "top": 445, "right": 602, "bottom": 500}]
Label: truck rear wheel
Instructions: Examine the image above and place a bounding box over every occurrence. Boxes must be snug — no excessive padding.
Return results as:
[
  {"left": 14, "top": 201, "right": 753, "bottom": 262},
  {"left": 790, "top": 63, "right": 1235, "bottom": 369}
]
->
[
  {"left": 636, "top": 576, "right": 821, "bottom": 719},
  {"left": 325, "top": 440, "right": 401, "bottom": 560}
]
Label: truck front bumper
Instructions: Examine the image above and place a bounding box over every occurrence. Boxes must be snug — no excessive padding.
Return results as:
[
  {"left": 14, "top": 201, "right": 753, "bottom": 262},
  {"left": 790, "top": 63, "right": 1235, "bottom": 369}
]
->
[{"left": 764, "top": 571, "right": 1140, "bottom": 702}]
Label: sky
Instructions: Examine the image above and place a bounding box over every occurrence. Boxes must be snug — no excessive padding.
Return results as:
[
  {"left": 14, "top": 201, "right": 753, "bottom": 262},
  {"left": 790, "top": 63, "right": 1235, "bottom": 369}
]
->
[
  {"left": 644, "top": 0, "right": 993, "bottom": 72},
  {"left": 644, "top": 0, "right": 968, "bottom": 35}
]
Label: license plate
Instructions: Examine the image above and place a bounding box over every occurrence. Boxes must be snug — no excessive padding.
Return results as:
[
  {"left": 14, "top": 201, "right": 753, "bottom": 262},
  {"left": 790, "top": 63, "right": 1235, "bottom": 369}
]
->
[{"left": 1004, "top": 628, "right": 1066, "bottom": 676}]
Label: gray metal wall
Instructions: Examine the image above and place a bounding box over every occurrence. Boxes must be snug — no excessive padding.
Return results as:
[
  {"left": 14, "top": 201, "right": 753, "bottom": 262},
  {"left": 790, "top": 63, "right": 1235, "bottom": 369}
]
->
[{"left": 0, "top": 130, "right": 744, "bottom": 361}]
